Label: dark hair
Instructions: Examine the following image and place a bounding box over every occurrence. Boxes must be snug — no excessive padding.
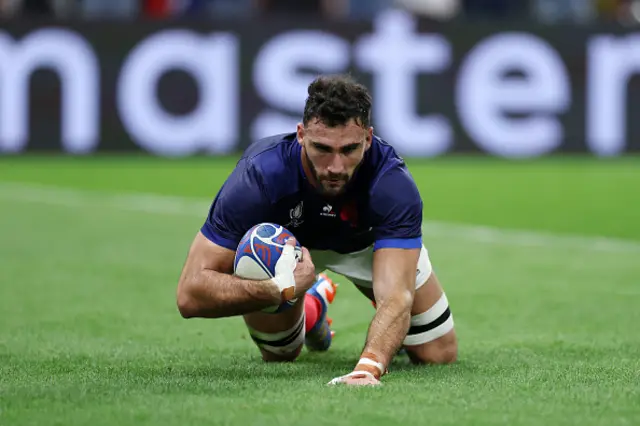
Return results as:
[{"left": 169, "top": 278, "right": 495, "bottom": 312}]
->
[{"left": 303, "top": 74, "right": 372, "bottom": 128}]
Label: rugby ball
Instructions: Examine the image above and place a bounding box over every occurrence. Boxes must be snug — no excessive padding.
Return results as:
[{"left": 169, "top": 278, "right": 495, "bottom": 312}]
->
[{"left": 234, "top": 223, "right": 302, "bottom": 313}]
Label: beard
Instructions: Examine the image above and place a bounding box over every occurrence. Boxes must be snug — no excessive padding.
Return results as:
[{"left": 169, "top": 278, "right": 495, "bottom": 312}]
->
[{"left": 304, "top": 149, "right": 351, "bottom": 197}]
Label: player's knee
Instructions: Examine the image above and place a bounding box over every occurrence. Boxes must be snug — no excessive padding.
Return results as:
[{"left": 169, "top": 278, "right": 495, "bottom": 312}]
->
[
  {"left": 260, "top": 344, "right": 304, "bottom": 362},
  {"left": 406, "top": 332, "right": 458, "bottom": 365},
  {"left": 437, "top": 336, "right": 458, "bottom": 364},
  {"left": 403, "top": 291, "right": 457, "bottom": 365},
  {"left": 247, "top": 315, "right": 306, "bottom": 363}
]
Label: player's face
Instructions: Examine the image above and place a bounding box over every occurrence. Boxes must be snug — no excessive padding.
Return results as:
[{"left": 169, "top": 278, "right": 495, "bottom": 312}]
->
[{"left": 297, "top": 119, "right": 372, "bottom": 197}]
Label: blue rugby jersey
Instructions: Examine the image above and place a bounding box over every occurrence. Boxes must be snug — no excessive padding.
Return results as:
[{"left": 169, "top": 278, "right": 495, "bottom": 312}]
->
[{"left": 201, "top": 133, "right": 423, "bottom": 254}]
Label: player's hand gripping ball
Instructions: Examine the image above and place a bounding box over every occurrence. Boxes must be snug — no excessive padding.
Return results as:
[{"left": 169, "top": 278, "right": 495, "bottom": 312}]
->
[{"left": 234, "top": 223, "right": 302, "bottom": 313}]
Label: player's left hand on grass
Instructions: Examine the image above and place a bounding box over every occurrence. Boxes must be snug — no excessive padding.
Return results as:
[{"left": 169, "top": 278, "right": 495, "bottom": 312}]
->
[
  {"left": 327, "top": 371, "right": 381, "bottom": 387},
  {"left": 327, "top": 352, "right": 386, "bottom": 386}
]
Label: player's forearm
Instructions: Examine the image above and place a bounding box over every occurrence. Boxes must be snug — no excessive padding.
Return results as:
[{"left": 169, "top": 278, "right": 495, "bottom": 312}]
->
[
  {"left": 361, "top": 293, "right": 413, "bottom": 371},
  {"left": 178, "top": 269, "right": 281, "bottom": 319}
]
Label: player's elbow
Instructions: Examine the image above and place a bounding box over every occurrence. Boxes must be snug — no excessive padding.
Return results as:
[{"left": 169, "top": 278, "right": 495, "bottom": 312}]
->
[
  {"left": 387, "top": 289, "right": 414, "bottom": 313},
  {"left": 177, "top": 296, "right": 196, "bottom": 319},
  {"left": 399, "top": 289, "right": 414, "bottom": 312},
  {"left": 176, "top": 277, "right": 201, "bottom": 319},
  {"left": 176, "top": 290, "right": 197, "bottom": 319},
  {"left": 377, "top": 289, "right": 414, "bottom": 320}
]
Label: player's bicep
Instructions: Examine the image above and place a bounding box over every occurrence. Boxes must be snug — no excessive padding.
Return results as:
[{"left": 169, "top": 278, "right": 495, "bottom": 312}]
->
[
  {"left": 187, "top": 230, "right": 236, "bottom": 274},
  {"left": 178, "top": 231, "right": 235, "bottom": 293}
]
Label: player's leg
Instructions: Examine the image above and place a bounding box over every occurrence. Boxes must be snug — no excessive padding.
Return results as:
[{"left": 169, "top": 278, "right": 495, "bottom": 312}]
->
[
  {"left": 357, "top": 246, "right": 457, "bottom": 364},
  {"left": 304, "top": 273, "right": 338, "bottom": 351},
  {"left": 243, "top": 274, "right": 338, "bottom": 362},
  {"left": 243, "top": 297, "right": 305, "bottom": 362},
  {"left": 320, "top": 244, "right": 457, "bottom": 365},
  {"left": 400, "top": 270, "right": 457, "bottom": 365}
]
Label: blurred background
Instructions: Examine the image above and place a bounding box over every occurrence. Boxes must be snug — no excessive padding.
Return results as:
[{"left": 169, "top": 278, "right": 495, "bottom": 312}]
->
[
  {"left": 0, "top": 0, "right": 640, "bottom": 159},
  {"left": 1, "top": 2, "right": 639, "bottom": 425},
  {"left": 1, "top": 0, "right": 640, "bottom": 23}
]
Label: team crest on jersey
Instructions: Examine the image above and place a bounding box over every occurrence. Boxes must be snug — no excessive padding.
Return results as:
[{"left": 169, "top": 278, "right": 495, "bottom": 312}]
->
[{"left": 287, "top": 201, "right": 304, "bottom": 227}]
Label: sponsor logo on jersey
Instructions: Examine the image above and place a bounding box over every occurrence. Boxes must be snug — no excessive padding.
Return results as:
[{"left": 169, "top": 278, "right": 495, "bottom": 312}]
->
[{"left": 320, "top": 204, "right": 336, "bottom": 218}]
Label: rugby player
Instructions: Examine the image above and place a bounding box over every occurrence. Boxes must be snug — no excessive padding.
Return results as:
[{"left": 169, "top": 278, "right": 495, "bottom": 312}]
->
[{"left": 176, "top": 74, "right": 457, "bottom": 386}]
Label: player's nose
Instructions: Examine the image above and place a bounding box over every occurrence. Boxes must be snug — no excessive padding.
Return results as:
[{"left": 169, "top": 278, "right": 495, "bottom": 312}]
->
[{"left": 326, "top": 154, "right": 345, "bottom": 174}]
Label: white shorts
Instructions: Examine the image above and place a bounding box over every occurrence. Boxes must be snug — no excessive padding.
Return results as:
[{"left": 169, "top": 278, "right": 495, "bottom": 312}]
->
[{"left": 309, "top": 244, "right": 433, "bottom": 290}]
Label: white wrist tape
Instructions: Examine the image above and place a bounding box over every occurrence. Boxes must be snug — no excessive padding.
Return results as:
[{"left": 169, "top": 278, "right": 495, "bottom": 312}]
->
[
  {"left": 356, "top": 357, "right": 386, "bottom": 376},
  {"left": 271, "top": 274, "right": 295, "bottom": 301},
  {"left": 271, "top": 243, "right": 298, "bottom": 301}
]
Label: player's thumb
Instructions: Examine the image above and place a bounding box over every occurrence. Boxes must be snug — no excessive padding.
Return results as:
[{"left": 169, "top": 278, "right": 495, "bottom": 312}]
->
[
  {"left": 281, "top": 238, "right": 296, "bottom": 256},
  {"left": 273, "top": 238, "right": 297, "bottom": 296},
  {"left": 301, "top": 246, "right": 311, "bottom": 264}
]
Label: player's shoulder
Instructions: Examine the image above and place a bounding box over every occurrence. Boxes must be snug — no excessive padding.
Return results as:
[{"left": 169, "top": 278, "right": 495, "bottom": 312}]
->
[
  {"left": 366, "top": 135, "right": 415, "bottom": 188},
  {"left": 236, "top": 132, "right": 302, "bottom": 201},
  {"left": 360, "top": 135, "right": 422, "bottom": 209}
]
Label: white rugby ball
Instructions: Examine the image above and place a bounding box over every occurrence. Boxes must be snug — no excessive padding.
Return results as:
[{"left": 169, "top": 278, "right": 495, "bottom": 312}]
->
[{"left": 234, "top": 223, "right": 302, "bottom": 313}]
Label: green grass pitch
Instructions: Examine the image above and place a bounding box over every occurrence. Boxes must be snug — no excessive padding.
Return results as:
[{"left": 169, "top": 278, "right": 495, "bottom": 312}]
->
[{"left": 1, "top": 155, "right": 639, "bottom": 426}]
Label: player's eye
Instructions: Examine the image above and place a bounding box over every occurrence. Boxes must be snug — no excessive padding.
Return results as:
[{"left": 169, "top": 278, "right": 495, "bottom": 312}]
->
[
  {"left": 341, "top": 144, "right": 360, "bottom": 155},
  {"left": 314, "top": 143, "right": 333, "bottom": 153}
]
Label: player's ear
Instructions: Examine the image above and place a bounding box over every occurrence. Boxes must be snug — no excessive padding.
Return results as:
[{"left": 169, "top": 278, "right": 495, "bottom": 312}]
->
[
  {"left": 365, "top": 127, "right": 373, "bottom": 150},
  {"left": 296, "top": 123, "right": 305, "bottom": 144}
]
